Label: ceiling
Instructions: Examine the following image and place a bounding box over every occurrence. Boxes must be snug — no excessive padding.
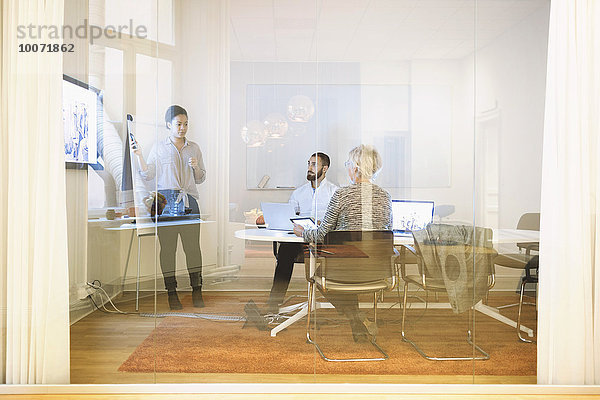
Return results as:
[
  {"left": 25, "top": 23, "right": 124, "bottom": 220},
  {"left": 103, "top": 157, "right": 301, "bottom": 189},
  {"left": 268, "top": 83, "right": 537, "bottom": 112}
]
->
[{"left": 230, "top": 0, "right": 548, "bottom": 61}]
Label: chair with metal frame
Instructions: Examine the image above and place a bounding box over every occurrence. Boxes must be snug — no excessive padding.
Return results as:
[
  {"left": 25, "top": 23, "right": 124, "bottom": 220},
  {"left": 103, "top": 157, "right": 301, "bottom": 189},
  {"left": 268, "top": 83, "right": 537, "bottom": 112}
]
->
[
  {"left": 493, "top": 212, "right": 540, "bottom": 342},
  {"left": 305, "top": 230, "right": 398, "bottom": 362},
  {"left": 398, "top": 224, "right": 496, "bottom": 361}
]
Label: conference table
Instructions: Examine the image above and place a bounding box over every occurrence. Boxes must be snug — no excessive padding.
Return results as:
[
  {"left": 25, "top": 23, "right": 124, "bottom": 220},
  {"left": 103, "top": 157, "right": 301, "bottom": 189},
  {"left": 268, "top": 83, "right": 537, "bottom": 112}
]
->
[{"left": 234, "top": 227, "right": 540, "bottom": 337}]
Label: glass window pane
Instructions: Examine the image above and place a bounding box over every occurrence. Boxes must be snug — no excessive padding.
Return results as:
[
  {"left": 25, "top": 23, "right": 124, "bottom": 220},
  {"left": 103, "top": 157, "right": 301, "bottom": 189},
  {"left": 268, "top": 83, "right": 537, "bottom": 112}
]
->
[
  {"left": 472, "top": 0, "right": 550, "bottom": 383},
  {"left": 135, "top": 54, "right": 172, "bottom": 148},
  {"left": 105, "top": 0, "right": 174, "bottom": 45},
  {"left": 87, "top": 45, "right": 123, "bottom": 210}
]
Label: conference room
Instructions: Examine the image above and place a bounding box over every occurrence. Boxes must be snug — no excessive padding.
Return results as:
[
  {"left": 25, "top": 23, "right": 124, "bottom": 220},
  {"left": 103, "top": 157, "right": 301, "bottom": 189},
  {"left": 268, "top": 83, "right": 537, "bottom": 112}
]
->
[
  {"left": 60, "top": 0, "right": 548, "bottom": 384},
  {"left": 7, "top": 0, "right": 598, "bottom": 395}
]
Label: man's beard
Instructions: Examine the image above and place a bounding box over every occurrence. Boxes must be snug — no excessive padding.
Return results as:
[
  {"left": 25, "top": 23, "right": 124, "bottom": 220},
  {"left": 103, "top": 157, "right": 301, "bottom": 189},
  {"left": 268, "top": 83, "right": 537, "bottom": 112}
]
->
[{"left": 307, "top": 168, "right": 323, "bottom": 181}]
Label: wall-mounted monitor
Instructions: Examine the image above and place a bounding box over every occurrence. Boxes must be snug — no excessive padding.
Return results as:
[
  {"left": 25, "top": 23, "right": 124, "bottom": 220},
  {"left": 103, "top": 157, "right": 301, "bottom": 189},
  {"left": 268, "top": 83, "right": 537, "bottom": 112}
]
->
[{"left": 62, "top": 75, "right": 103, "bottom": 169}]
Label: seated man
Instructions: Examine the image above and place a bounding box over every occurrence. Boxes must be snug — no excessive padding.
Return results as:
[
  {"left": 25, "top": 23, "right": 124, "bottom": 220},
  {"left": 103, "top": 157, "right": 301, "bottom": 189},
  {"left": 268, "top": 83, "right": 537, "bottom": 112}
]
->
[{"left": 266, "top": 152, "right": 338, "bottom": 313}]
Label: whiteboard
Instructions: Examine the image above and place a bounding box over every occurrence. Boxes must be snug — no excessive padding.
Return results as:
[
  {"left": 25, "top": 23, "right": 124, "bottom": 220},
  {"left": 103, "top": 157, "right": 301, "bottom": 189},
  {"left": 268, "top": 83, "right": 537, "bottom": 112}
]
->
[{"left": 244, "top": 84, "right": 451, "bottom": 189}]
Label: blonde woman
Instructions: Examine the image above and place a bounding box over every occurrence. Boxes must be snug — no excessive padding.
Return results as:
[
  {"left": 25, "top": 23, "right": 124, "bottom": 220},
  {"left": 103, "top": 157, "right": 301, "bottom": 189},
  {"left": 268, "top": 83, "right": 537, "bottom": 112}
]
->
[{"left": 293, "top": 144, "right": 392, "bottom": 341}]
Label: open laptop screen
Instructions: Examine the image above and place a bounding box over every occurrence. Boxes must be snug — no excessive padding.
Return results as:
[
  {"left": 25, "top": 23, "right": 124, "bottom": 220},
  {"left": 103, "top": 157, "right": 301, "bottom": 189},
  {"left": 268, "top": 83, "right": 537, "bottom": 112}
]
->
[
  {"left": 261, "top": 202, "right": 296, "bottom": 231},
  {"left": 392, "top": 200, "right": 434, "bottom": 234}
]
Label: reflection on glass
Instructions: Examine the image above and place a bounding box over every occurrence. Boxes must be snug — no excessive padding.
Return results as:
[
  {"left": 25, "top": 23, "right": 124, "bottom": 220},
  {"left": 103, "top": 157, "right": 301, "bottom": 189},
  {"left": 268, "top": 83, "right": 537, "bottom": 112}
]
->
[
  {"left": 104, "top": 0, "right": 174, "bottom": 45},
  {"left": 287, "top": 94, "right": 315, "bottom": 123},
  {"left": 263, "top": 112, "right": 288, "bottom": 139},
  {"left": 64, "top": 0, "right": 551, "bottom": 387},
  {"left": 400, "top": 224, "right": 495, "bottom": 361},
  {"left": 241, "top": 120, "right": 267, "bottom": 147}
]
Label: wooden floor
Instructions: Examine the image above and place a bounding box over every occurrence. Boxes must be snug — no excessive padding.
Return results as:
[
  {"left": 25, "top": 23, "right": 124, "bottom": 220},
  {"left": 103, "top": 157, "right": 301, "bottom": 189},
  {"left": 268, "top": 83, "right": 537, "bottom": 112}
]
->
[
  {"left": 2, "top": 394, "right": 600, "bottom": 400},
  {"left": 69, "top": 290, "right": 538, "bottom": 385},
  {"left": 5, "top": 297, "right": 597, "bottom": 400}
]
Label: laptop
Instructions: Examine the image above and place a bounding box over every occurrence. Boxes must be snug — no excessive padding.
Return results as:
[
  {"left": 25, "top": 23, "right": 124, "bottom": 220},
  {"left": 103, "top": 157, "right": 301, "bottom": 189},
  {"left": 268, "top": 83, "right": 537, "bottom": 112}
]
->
[
  {"left": 261, "top": 202, "right": 296, "bottom": 231},
  {"left": 392, "top": 200, "right": 435, "bottom": 237}
]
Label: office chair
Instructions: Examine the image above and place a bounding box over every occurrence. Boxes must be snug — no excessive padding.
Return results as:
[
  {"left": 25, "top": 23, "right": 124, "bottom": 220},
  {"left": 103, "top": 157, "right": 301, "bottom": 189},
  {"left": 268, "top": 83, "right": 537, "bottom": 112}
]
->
[
  {"left": 493, "top": 212, "right": 540, "bottom": 342},
  {"left": 305, "top": 230, "right": 398, "bottom": 362},
  {"left": 433, "top": 204, "right": 455, "bottom": 221},
  {"left": 398, "top": 224, "right": 496, "bottom": 361}
]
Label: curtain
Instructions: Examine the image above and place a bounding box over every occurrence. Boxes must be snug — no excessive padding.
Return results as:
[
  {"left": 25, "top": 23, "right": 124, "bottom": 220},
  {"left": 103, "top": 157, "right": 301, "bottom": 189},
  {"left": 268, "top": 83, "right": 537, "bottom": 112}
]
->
[
  {"left": 538, "top": 0, "right": 600, "bottom": 384},
  {"left": 0, "top": 0, "right": 70, "bottom": 384}
]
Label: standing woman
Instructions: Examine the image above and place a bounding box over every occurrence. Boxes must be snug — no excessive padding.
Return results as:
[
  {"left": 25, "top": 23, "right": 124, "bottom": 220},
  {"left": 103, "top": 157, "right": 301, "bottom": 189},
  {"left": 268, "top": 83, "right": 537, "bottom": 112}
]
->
[{"left": 133, "top": 105, "right": 206, "bottom": 310}]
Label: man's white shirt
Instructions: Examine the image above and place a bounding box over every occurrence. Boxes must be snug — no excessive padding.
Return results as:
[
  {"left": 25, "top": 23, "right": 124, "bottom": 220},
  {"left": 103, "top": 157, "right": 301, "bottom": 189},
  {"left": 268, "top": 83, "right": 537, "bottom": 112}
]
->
[{"left": 288, "top": 178, "right": 338, "bottom": 221}]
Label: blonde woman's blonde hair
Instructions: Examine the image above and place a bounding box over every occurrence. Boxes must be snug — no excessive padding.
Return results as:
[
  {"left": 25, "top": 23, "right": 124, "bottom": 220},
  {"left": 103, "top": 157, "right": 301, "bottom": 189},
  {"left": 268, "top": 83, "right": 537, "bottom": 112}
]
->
[{"left": 347, "top": 144, "right": 382, "bottom": 181}]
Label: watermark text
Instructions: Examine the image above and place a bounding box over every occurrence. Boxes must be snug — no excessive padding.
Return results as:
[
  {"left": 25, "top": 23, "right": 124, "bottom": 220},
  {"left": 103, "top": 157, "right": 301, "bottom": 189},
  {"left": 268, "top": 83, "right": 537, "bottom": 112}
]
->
[{"left": 17, "top": 19, "right": 147, "bottom": 44}]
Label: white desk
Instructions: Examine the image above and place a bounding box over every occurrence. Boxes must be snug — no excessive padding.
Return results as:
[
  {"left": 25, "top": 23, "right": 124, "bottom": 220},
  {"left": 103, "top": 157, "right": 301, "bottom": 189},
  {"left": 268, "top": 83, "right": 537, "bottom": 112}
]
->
[
  {"left": 493, "top": 229, "right": 540, "bottom": 244},
  {"left": 234, "top": 228, "right": 539, "bottom": 337},
  {"left": 93, "top": 217, "right": 211, "bottom": 310},
  {"left": 235, "top": 228, "right": 539, "bottom": 245}
]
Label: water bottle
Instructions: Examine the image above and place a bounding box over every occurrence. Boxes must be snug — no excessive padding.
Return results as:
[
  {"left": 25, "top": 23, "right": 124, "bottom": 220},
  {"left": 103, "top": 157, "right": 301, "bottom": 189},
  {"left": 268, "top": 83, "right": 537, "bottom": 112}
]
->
[{"left": 169, "top": 191, "right": 179, "bottom": 215}]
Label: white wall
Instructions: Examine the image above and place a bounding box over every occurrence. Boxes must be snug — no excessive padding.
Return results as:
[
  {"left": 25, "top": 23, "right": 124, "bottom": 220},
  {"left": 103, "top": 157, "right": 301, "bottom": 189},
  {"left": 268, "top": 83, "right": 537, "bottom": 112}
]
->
[
  {"left": 360, "top": 60, "right": 476, "bottom": 223},
  {"left": 474, "top": 4, "right": 550, "bottom": 229},
  {"left": 469, "top": 3, "right": 549, "bottom": 289},
  {"left": 229, "top": 60, "right": 474, "bottom": 223}
]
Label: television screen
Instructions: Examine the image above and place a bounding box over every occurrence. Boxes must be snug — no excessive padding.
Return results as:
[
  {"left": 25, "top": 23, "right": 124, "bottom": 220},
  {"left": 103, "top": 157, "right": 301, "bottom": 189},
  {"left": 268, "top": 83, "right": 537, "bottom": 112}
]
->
[{"left": 62, "top": 76, "right": 101, "bottom": 166}]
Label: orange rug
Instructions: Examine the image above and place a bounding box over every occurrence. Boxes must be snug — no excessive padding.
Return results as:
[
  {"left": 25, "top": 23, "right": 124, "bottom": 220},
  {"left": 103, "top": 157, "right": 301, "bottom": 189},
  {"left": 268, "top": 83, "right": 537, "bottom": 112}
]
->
[{"left": 118, "top": 294, "right": 536, "bottom": 376}]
